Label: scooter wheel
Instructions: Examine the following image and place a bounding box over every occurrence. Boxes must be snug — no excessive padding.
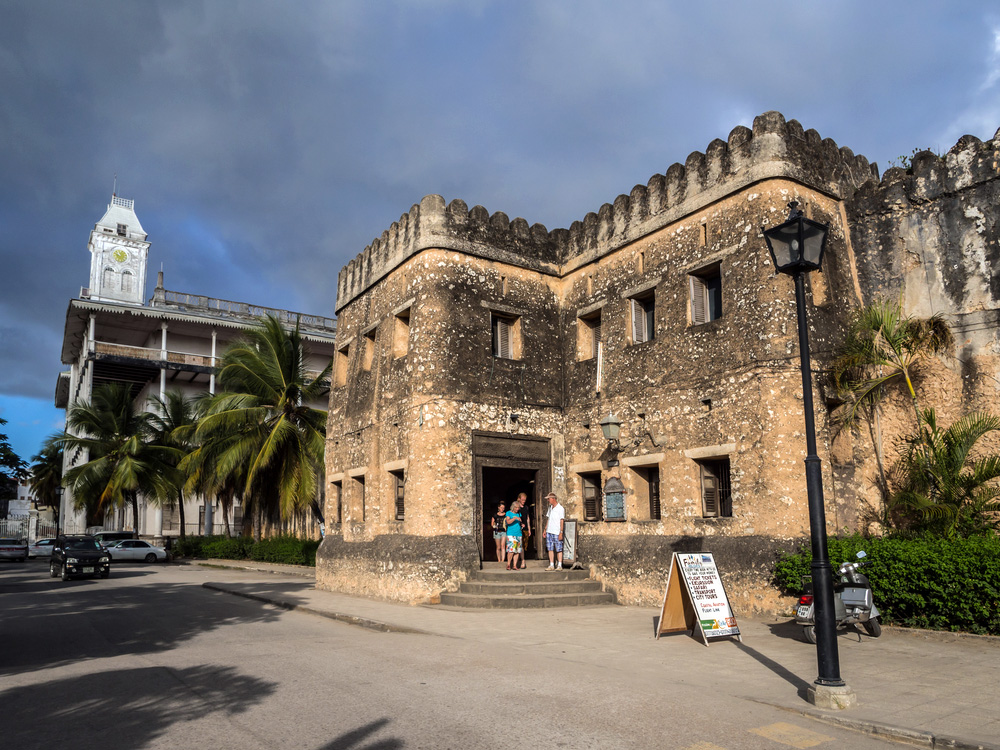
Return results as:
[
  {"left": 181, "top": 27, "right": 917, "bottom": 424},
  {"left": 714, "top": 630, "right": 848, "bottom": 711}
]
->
[
  {"left": 802, "top": 625, "right": 817, "bottom": 644},
  {"left": 862, "top": 617, "right": 882, "bottom": 638}
]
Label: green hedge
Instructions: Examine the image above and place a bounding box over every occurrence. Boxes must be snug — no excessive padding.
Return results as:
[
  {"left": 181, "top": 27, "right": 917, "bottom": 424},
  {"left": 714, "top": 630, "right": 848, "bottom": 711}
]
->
[
  {"left": 773, "top": 535, "right": 1000, "bottom": 635},
  {"left": 172, "top": 535, "right": 319, "bottom": 567}
]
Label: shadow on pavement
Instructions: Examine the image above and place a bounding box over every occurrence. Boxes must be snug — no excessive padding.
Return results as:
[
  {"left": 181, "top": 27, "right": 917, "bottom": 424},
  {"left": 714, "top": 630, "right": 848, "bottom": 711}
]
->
[
  {"left": 1, "top": 664, "right": 276, "bottom": 750},
  {"left": 0, "top": 567, "right": 310, "bottom": 676},
  {"left": 317, "top": 718, "right": 404, "bottom": 750},
  {"left": 731, "top": 639, "right": 813, "bottom": 699}
]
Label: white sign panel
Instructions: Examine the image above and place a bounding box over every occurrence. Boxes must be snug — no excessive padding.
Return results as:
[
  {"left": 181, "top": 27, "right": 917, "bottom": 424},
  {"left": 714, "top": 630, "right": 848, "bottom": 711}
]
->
[{"left": 677, "top": 553, "right": 740, "bottom": 639}]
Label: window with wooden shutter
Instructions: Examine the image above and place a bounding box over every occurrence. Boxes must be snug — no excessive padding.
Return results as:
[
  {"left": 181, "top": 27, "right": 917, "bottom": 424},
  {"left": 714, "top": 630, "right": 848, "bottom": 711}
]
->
[
  {"left": 491, "top": 313, "right": 518, "bottom": 359},
  {"left": 581, "top": 472, "right": 603, "bottom": 521},
  {"left": 699, "top": 458, "right": 732, "bottom": 517},
  {"left": 391, "top": 470, "right": 405, "bottom": 520},
  {"left": 630, "top": 465, "right": 662, "bottom": 520},
  {"left": 690, "top": 265, "right": 723, "bottom": 325},
  {"left": 630, "top": 292, "right": 655, "bottom": 344},
  {"left": 331, "top": 480, "right": 342, "bottom": 523}
]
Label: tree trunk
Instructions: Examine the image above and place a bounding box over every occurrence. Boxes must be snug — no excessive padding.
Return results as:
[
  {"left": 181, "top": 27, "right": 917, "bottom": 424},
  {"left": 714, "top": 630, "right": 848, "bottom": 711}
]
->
[
  {"left": 177, "top": 491, "right": 186, "bottom": 540},
  {"left": 254, "top": 503, "right": 262, "bottom": 543},
  {"left": 130, "top": 493, "right": 140, "bottom": 538}
]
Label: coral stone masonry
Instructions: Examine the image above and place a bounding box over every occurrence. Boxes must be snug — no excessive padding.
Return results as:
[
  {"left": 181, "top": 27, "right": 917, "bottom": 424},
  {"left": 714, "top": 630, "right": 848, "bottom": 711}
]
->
[{"left": 317, "top": 111, "right": 1000, "bottom": 612}]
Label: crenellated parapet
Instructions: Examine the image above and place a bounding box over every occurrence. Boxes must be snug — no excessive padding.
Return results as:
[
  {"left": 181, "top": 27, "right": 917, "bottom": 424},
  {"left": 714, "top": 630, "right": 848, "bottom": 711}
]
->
[
  {"left": 336, "top": 194, "right": 559, "bottom": 313},
  {"left": 849, "top": 127, "right": 1000, "bottom": 210},
  {"left": 337, "top": 111, "right": 880, "bottom": 311},
  {"left": 846, "top": 127, "right": 1000, "bottom": 317}
]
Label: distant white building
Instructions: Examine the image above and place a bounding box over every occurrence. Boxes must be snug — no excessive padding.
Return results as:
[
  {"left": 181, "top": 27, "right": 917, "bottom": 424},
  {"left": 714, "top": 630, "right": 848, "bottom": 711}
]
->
[{"left": 55, "top": 194, "right": 337, "bottom": 539}]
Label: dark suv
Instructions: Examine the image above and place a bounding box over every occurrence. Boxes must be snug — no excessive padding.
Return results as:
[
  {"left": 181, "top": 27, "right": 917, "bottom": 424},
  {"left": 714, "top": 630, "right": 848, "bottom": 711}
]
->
[{"left": 50, "top": 536, "right": 111, "bottom": 581}]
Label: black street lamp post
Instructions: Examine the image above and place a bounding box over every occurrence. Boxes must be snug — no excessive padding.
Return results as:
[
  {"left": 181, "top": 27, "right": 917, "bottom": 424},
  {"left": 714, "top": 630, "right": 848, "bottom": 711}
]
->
[{"left": 763, "top": 203, "right": 852, "bottom": 702}]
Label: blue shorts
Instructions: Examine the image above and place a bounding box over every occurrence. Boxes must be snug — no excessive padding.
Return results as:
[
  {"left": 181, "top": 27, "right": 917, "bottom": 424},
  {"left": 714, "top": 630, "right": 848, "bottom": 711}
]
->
[{"left": 546, "top": 532, "right": 563, "bottom": 552}]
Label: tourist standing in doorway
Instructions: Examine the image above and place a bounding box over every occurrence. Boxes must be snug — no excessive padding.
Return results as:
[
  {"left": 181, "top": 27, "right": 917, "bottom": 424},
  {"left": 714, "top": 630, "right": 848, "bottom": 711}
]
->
[
  {"left": 492, "top": 502, "right": 508, "bottom": 563},
  {"left": 544, "top": 491, "right": 565, "bottom": 570},
  {"left": 505, "top": 499, "right": 523, "bottom": 571},
  {"left": 516, "top": 492, "right": 532, "bottom": 569}
]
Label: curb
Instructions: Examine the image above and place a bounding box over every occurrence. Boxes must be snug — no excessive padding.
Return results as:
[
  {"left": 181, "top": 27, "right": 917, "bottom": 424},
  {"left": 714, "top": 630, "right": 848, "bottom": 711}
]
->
[
  {"left": 193, "top": 560, "right": 315, "bottom": 579},
  {"left": 757, "top": 700, "right": 999, "bottom": 750},
  {"left": 201, "top": 582, "right": 430, "bottom": 635}
]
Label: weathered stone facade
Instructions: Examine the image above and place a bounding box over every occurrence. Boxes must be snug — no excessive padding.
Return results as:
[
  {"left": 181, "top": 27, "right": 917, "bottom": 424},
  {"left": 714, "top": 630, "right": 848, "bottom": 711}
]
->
[{"left": 317, "top": 112, "right": 1000, "bottom": 613}]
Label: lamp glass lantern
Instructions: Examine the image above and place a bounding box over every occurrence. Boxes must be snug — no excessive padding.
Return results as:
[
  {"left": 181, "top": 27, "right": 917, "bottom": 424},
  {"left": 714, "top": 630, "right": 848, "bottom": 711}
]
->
[
  {"left": 763, "top": 202, "right": 829, "bottom": 274},
  {"left": 599, "top": 413, "right": 621, "bottom": 443}
]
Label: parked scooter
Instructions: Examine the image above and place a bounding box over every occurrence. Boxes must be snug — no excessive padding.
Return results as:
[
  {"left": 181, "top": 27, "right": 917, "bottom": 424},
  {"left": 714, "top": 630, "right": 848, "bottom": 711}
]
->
[{"left": 795, "top": 551, "right": 882, "bottom": 644}]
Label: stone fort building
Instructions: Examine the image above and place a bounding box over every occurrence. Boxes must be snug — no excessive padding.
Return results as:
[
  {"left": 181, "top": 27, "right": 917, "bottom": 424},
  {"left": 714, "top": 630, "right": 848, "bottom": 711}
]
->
[{"left": 317, "top": 111, "right": 1000, "bottom": 612}]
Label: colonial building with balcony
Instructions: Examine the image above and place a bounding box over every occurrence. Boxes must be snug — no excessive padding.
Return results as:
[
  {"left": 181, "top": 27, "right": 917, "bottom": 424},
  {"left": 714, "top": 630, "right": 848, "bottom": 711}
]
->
[{"left": 56, "top": 194, "right": 337, "bottom": 539}]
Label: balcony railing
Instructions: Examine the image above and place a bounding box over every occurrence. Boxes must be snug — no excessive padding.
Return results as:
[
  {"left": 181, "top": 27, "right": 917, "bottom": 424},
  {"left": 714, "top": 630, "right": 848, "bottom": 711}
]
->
[
  {"left": 93, "top": 341, "right": 213, "bottom": 367},
  {"left": 155, "top": 290, "right": 335, "bottom": 330}
]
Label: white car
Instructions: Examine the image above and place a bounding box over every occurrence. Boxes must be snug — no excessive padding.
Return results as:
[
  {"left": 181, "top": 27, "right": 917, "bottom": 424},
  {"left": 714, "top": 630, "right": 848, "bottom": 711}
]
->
[
  {"left": 28, "top": 538, "right": 58, "bottom": 558},
  {"left": 105, "top": 539, "right": 168, "bottom": 563}
]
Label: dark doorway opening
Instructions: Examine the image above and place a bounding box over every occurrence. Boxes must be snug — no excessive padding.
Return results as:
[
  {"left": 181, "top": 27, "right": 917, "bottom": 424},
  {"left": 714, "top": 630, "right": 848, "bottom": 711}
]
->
[{"left": 481, "top": 467, "right": 539, "bottom": 562}]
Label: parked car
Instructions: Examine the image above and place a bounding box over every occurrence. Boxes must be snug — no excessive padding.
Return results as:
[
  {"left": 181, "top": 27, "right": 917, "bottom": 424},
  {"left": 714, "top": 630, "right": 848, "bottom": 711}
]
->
[
  {"left": 0, "top": 538, "right": 28, "bottom": 562},
  {"left": 105, "top": 539, "right": 168, "bottom": 563},
  {"left": 50, "top": 535, "right": 111, "bottom": 580},
  {"left": 91, "top": 530, "right": 136, "bottom": 548},
  {"left": 28, "top": 538, "right": 58, "bottom": 558}
]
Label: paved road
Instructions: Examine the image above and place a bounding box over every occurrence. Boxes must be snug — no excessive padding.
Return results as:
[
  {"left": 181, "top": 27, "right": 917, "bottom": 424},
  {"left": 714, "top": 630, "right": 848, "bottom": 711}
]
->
[{"left": 1, "top": 561, "right": 907, "bottom": 750}]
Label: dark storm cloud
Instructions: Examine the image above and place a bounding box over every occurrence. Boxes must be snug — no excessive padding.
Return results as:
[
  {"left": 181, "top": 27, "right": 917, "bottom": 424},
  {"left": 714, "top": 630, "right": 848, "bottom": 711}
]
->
[{"left": 0, "top": 0, "right": 998, "bottom": 456}]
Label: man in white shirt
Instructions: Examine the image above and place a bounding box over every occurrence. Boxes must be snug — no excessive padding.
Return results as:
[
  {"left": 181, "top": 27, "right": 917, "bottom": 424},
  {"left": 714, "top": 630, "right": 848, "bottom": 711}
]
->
[{"left": 544, "top": 491, "right": 565, "bottom": 570}]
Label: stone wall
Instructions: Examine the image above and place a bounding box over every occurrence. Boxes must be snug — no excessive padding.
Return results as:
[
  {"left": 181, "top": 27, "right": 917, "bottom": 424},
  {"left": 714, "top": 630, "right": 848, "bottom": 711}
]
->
[{"left": 319, "top": 112, "right": 1000, "bottom": 613}]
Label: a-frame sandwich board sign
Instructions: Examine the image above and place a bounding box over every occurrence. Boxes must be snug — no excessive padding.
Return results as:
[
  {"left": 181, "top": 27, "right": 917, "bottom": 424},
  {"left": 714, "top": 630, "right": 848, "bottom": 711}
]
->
[{"left": 655, "top": 552, "right": 742, "bottom": 646}]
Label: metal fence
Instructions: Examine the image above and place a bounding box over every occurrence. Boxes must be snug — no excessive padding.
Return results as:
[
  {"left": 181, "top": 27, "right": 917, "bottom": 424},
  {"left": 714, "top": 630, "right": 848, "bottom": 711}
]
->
[{"left": 0, "top": 516, "right": 29, "bottom": 539}]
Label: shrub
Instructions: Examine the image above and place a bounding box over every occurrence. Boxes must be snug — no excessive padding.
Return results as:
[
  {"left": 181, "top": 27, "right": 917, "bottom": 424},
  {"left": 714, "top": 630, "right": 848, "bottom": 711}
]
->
[
  {"left": 169, "top": 534, "right": 319, "bottom": 566},
  {"left": 773, "top": 535, "right": 1000, "bottom": 635}
]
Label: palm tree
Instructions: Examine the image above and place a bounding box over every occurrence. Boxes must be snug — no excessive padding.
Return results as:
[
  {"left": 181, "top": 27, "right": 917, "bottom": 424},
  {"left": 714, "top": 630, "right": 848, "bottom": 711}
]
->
[
  {"left": 831, "top": 298, "right": 953, "bottom": 522},
  {"left": 890, "top": 409, "right": 1000, "bottom": 537},
  {"left": 833, "top": 299, "right": 953, "bottom": 434},
  {"left": 62, "top": 383, "right": 181, "bottom": 535},
  {"left": 149, "top": 391, "right": 203, "bottom": 540},
  {"left": 29, "top": 432, "right": 65, "bottom": 516},
  {"left": 196, "top": 315, "right": 330, "bottom": 540}
]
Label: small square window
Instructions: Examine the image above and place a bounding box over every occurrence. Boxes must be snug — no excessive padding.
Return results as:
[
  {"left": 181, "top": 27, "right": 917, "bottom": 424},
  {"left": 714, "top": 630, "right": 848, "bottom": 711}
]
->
[
  {"left": 116, "top": 223, "right": 127, "bottom": 237},
  {"left": 362, "top": 327, "right": 376, "bottom": 371},
  {"left": 334, "top": 344, "right": 350, "bottom": 387},
  {"left": 491, "top": 312, "right": 520, "bottom": 359},
  {"left": 629, "top": 291, "right": 655, "bottom": 344},
  {"left": 330, "top": 480, "right": 342, "bottom": 524},
  {"left": 354, "top": 475, "right": 366, "bottom": 522},
  {"left": 393, "top": 308, "right": 411, "bottom": 358},
  {"left": 698, "top": 458, "right": 732, "bottom": 518},
  {"left": 577, "top": 310, "right": 602, "bottom": 361},
  {"left": 581, "top": 472, "right": 603, "bottom": 521},
  {"left": 690, "top": 265, "right": 722, "bottom": 324}
]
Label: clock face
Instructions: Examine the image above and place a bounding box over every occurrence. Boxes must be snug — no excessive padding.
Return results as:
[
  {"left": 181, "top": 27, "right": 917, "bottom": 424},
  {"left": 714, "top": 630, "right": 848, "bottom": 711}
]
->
[{"left": 112, "top": 248, "right": 128, "bottom": 263}]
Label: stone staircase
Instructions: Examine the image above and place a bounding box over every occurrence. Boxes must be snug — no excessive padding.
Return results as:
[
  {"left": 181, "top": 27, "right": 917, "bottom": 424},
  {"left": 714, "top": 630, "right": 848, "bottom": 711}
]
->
[{"left": 439, "top": 561, "right": 615, "bottom": 609}]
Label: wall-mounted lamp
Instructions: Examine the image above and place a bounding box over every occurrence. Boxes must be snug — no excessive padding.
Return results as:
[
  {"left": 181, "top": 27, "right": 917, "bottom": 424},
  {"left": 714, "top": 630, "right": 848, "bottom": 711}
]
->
[{"left": 599, "top": 413, "right": 622, "bottom": 449}]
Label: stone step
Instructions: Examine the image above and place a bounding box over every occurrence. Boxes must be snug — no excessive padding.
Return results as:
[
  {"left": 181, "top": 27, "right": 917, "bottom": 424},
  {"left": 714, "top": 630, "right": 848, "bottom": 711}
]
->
[
  {"left": 438, "top": 590, "right": 616, "bottom": 609},
  {"left": 474, "top": 569, "right": 591, "bottom": 583},
  {"left": 458, "top": 579, "right": 602, "bottom": 596}
]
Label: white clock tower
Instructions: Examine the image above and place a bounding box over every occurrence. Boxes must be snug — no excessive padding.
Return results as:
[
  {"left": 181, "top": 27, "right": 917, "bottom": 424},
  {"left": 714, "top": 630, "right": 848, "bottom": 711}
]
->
[{"left": 86, "top": 194, "right": 150, "bottom": 305}]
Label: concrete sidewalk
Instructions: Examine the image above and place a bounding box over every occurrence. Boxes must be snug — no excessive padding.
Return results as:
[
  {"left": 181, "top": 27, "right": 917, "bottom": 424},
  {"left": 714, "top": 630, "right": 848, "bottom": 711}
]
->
[{"left": 194, "top": 560, "right": 999, "bottom": 750}]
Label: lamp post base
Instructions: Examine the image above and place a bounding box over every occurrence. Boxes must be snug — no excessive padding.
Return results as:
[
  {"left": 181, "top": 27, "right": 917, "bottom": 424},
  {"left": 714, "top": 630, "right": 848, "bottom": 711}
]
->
[{"left": 807, "top": 682, "right": 857, "bottom": 710}]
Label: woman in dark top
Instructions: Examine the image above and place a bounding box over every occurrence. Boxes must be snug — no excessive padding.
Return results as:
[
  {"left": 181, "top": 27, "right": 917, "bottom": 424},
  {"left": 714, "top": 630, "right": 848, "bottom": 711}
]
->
[{"left": 492, "top": 502, "right": 507, "bottom": 563}]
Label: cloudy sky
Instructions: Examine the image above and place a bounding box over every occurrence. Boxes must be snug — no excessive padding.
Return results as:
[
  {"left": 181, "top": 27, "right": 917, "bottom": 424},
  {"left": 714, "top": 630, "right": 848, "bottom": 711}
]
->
[{"left": 1, "top": 0, "right": 998, "bottom": 463}]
